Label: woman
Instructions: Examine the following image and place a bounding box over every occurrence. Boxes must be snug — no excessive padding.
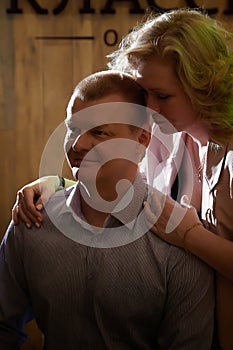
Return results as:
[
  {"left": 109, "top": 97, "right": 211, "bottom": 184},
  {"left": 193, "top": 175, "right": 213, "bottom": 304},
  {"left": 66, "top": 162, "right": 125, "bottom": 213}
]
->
[
  {"left": 12, "top": 8, "right": 233, "bottom": 349},
  {"left": 108, "top": 8, "right": 233, "bottom": 349}
]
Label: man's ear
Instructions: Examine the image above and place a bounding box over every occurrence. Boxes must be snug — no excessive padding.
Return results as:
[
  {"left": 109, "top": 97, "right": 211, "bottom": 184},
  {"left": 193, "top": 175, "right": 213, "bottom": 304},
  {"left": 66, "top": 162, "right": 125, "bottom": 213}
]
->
[{"left": 138, "top": 127, "right": 151, "bottom": 148}]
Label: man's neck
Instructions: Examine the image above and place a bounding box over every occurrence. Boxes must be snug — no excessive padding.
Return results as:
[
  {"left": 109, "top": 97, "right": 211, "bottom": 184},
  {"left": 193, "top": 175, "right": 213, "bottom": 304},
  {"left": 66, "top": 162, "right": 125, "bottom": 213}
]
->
[
  {"left": 80, "top": 196, "right": 109, "bottom": 227},
  {"left": 79, "top": 172, "right": 138, "bottom": 227}
]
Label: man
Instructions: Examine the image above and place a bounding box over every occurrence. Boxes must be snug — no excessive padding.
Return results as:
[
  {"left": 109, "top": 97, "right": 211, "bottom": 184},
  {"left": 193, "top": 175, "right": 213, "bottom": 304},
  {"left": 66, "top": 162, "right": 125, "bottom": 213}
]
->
[{"left": 0, "top": 70, "right": 214, "bottom": 349}]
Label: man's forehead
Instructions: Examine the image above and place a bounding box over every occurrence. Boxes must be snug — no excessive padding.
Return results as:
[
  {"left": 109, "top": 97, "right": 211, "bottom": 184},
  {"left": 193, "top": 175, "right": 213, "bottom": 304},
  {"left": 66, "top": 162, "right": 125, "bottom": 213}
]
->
[{"left": 65, "top": 102, "right": 148, "bottom": 129}]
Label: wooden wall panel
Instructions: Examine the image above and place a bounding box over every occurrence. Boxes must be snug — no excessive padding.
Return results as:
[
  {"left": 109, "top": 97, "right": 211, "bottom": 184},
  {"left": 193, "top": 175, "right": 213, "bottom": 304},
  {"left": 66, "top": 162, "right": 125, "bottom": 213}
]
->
[
  {"left": 0, "top": 131, "right": 15, "bottom": 231},
  {"left": 0, "top": 13, "right": 14, "bottom": 130},
  {"left": 0, "top": 5, "right": 142, "bottom": 347},
  {"left": 0, "top": 9, "right": 144, "bottom": 239}
]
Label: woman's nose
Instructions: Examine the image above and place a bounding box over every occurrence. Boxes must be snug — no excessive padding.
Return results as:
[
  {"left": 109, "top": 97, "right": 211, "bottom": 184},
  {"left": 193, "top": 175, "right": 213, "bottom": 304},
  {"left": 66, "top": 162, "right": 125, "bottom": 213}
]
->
[{"left": 147, "top": 95, "right": 160, "bottom": 113}]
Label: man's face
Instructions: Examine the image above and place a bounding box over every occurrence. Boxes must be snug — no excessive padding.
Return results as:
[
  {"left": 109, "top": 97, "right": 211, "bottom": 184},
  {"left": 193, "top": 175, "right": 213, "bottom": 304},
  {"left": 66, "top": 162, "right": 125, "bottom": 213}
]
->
[{"left": 64, "top": 94, "right": 150, "bottom": 200}]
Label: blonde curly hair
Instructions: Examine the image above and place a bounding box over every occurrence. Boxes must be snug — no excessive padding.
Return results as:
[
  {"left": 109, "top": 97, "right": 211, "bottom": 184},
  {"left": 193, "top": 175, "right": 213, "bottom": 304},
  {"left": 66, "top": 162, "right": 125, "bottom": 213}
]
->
[{"left": 108, "top": 8, "right": 233, "bottom": 143}]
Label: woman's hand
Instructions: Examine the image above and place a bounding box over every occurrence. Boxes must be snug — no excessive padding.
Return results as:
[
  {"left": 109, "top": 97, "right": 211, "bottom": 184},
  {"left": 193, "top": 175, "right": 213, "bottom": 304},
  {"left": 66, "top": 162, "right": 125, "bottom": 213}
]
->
[
  {"left": 144, "top": 193, "right": 202, "bottom": 249},
  {"left": 12, "top": 176, "right": 61, "bottom": 228}
]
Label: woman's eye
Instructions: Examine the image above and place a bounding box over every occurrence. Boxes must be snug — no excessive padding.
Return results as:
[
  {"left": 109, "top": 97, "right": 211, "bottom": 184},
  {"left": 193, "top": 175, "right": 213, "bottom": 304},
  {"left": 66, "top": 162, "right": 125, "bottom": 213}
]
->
[{"left": 157, "top": 94, "right": 169, "bottom": 100}]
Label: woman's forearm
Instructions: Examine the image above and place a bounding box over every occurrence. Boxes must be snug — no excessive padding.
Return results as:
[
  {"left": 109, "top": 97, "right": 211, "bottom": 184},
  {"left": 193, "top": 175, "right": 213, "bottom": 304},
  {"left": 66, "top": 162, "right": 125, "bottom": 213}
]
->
[{"left": 185, "top": 225, "right": 233, "bottom": 281}]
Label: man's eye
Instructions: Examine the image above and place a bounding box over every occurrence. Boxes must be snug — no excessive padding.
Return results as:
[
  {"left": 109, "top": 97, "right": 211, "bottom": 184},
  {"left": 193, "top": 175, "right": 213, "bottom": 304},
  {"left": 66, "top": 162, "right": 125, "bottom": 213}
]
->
[{"left": 92, "top": 129, "right": 109, "bottom": 137}]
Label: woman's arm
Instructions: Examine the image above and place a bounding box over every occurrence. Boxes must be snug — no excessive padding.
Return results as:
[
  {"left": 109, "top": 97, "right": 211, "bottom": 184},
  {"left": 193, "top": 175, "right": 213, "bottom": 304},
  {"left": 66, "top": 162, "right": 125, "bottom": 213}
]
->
[
  {"left": 12, "top": 175, "right": 76, "bottom": 228},
  {"left": 144, "top": 193, "right": 233, "bottom": 281}
]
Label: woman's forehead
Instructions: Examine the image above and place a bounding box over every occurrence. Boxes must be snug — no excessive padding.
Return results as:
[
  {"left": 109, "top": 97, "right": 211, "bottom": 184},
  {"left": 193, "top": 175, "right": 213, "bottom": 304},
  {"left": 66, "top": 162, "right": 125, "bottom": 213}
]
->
[{"left": 136, "top": 56, "right": 176, "bottom": 80}]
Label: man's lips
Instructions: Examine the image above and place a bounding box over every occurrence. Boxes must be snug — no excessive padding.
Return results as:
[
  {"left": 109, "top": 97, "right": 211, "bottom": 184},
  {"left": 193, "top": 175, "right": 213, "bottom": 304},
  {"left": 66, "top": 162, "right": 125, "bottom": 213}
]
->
[{"left": 72, "top": 158, "right": 98, "bottom": 167}]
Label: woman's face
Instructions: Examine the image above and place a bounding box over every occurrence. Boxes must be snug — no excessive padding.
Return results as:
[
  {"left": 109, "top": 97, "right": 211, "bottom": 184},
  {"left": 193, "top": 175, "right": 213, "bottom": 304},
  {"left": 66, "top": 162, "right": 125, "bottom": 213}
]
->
[{"left": 135, "top": 56, "right": 198, "bottom": 133}]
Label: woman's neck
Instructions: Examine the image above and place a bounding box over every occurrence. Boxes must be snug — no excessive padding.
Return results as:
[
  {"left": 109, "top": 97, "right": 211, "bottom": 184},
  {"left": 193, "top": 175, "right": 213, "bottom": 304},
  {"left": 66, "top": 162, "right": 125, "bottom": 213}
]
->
[{"left": 186, "top": 121, "right": 209, "bottom": 147}]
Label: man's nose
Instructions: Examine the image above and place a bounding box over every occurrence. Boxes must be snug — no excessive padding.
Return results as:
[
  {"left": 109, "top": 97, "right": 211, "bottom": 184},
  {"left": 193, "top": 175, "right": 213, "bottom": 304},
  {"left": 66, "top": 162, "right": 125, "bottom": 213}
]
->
[{"left": 72, "top": 132, "right": 93, "bottom": 152}]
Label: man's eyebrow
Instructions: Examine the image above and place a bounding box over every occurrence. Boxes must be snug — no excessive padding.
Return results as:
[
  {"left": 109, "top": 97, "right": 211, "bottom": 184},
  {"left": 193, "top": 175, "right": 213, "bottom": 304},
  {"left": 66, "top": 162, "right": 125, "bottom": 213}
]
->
[
  {"left": 64, "top": 119, "right": 111, "bottom": 130},
  {"left": 94, "top": 124, "right": 110, "bottom": 129}
]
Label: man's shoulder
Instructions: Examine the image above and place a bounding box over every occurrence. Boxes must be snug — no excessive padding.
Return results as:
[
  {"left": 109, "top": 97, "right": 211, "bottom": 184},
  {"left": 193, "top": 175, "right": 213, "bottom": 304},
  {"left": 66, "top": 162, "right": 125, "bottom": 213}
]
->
[
  {"left": 146, "top": 231, "right": 212, "bottom": 276},
  {"left": 48, "top": 185, "right": 76, "bottom": 203},
  {"left": 43, "top": 185, "right": 76, "bottom": 214}
]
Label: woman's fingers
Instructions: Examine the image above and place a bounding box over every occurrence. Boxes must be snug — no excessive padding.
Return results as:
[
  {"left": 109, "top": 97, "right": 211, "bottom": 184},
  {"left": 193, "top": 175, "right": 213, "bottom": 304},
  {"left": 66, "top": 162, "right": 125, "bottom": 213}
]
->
[
  {"left": 17, "top": 202, "right": 35, "bottom": 228},
  {"left": 143, "top": 200, "right": 158, "bottom": 225},
  {"left": 11, "top": 176, "right": 60, "bottom": 228},
  {"left": 143, "top": 191, "right": 167, "bottom": 234},
  {"left": 144, "top": 191, "right": 202, "bottom": 249},
  {"left": 144, "top": 191, "right": 181, "bottom": 234},
  {"left": 12, "top": 198, "right": 20, "bottom": 225},
  {"left": 180, "top": 194, "right": 191, "bottom": 208},
  {"left": 19, "top": 191, "right": 43, "bottom": 228},
  {"left": 12, "top": 189, "right": 43, "bottom": 228}
]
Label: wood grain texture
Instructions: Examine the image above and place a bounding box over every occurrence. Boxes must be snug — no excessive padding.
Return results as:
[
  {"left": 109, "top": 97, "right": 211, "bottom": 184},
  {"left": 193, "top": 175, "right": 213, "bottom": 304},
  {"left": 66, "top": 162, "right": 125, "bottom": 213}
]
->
[{"left": 0, "top": 5, "right": 141, "bottom": 349}]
